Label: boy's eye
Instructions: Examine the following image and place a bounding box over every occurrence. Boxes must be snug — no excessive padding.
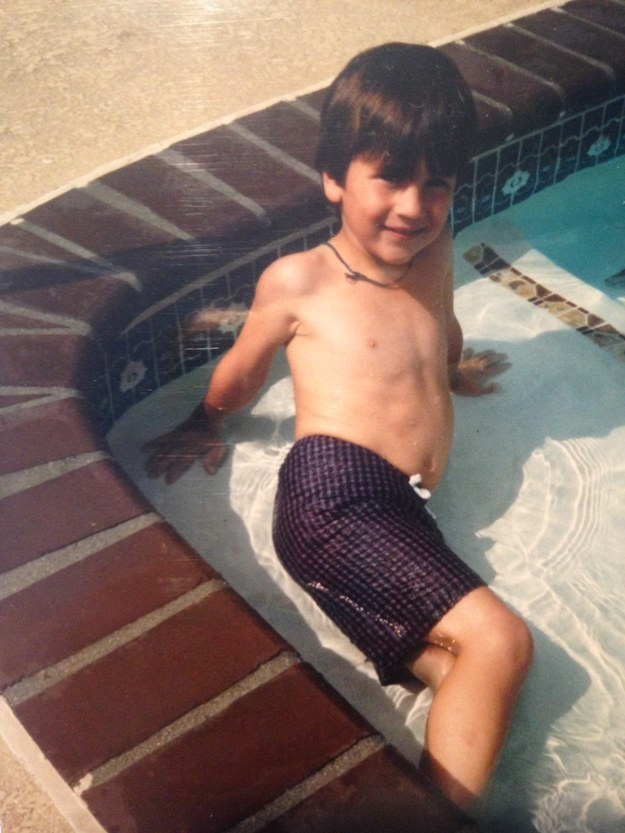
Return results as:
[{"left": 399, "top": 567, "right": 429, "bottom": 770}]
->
[
  {"left": 426, "top": 178, "right": 454, "bottom": 191},
  {"left": 376, "top": 171, "right": 406, "bottom": 185},
  {"left": 375, "top": 169, "right": 454, "bottom": 190}
]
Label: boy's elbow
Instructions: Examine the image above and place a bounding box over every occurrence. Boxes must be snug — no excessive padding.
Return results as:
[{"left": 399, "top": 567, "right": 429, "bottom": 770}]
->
[
  {"left": 205, "top": 382, "right": 254, "bottom": 414},
  {"left": 207, "top": 365, "right": 268, "bottom": 413}
]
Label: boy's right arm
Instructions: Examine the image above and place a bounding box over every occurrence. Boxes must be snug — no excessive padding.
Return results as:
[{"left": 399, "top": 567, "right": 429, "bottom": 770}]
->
[{"left": 143, "top": 257, "right": 302, "bottom": 484}]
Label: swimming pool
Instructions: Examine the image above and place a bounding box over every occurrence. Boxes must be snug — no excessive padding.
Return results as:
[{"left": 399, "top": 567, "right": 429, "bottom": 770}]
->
[
  {"left": 108, "top": 154, "right": 625, "bottom": 833},
  {"left": 499, "top": 157, "right": 625, "bottom": 302}
]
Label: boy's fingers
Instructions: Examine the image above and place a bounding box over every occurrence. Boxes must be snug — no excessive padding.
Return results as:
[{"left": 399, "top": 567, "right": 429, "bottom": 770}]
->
[
  {"left": 164, "top": 456, "right": 196, "bottom": 485},
  {"left": 482, "top": 382, "right": 500, "bottom": 394},
  {"left": 144, "top": 450, "right": 168, "bottom": 479},
  {"left": 477, "top": 349, "right": 506, "bottom": 363},
  {"left": 202, "top": 444, "right": 229, "bottom": 476},
  {"left": 485, "top": 361, "right": 511, "bottom": 377}
]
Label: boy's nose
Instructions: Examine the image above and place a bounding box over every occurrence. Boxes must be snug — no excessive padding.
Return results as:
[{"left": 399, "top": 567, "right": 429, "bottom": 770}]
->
[{"left": 396, "top": 184, "right": 424, "bottom": 219}]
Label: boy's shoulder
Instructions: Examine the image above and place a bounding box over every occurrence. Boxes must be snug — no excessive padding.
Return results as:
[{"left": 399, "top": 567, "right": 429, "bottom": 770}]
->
[{"left": 257, "top": 245, "right": 326, "bottom": 299}]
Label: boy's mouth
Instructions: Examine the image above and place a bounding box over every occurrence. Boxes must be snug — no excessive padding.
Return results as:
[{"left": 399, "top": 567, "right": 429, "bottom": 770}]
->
[{"left": 382, "top": 225, "right": 425, "bottom": 238}]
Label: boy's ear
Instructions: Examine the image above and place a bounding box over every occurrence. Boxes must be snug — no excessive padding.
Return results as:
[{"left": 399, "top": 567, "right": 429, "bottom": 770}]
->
[{"left": 321, "top": 171, "right": 343, "bottom": 205}]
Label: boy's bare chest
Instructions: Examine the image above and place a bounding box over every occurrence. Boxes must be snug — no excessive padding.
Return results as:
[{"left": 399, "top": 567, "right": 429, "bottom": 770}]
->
[{"left": 301, "top": 285, "right": 444, "bottom": 355}]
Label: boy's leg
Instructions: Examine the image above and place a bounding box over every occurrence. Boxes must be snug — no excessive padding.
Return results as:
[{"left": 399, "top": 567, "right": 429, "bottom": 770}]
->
[
  {"left": 407, "top": 587, "right": 533, "bottom": 812},
  {"left": 408, "top": 642, "right": 456, "bottom": 690}
]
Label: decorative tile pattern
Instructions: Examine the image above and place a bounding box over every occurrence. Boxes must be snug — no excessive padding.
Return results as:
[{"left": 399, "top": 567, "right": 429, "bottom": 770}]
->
[
  {"left": 464, "top": 243, "right": 625, "bottom": 361},
  {"left": 451, "top": 92, "right": 625, "bottom": 233}
]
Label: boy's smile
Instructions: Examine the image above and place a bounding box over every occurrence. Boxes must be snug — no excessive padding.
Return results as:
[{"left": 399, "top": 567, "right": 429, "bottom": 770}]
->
[{"left": 322, "top": 157, "right": 455, "bottom": 283}]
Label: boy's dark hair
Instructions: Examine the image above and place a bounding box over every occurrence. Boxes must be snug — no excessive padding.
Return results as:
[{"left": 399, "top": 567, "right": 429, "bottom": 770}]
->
[{"left": 315, "top": 43, "right": 477, "bottom": 184}]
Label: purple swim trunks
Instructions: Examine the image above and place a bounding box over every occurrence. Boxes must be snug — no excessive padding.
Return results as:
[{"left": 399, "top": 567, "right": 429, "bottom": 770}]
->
[{"left": 272, "top": 435, "right": 485, "bottom": 685}]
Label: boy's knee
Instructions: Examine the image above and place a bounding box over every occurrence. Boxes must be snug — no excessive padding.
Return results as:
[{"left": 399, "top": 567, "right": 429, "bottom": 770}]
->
[
  {"left": 510, "top": 615, "right": 534, "bottom": 671},
  {"left": 488, "top": 611, "right": 534, "bottom": 678},
  {"left": 436, "top": 589, "right": 533, "bottom": 678}
]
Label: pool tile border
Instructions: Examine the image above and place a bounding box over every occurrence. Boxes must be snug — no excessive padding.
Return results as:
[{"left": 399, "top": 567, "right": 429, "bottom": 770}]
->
[
  {"left": 464, "top": 243, "right": 625, "bottom": 361},
  {"left": 1, "top": 2, "right": 625, "bottom": 831}
]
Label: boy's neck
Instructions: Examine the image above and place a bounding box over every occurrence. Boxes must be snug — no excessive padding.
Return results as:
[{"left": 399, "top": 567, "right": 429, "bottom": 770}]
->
[{"left": 324, "top": 240, "right": 413, "bottom": 289}]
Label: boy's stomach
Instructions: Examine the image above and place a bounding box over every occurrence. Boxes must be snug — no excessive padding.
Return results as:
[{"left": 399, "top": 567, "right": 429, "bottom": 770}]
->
[{"left": 294, "top": 390, "right": 454, "bottom": 490}]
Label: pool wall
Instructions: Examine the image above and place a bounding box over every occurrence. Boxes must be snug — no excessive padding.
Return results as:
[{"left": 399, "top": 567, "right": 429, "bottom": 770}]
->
[{"left": 1, "top": 2, "right": 624, "bottom": 831}]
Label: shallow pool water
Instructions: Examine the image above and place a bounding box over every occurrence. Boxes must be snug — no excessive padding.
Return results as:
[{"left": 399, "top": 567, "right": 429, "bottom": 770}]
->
[
  {"left": 500, "top": 156, "right": 625, "bottom": 302},
  {"left": 109, "top": 158, "right": 625, "bottom": 833}
]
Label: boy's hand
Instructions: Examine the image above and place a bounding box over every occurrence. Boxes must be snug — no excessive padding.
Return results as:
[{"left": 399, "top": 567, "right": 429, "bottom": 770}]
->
[
  {"left": 143, "top": 406, "right": 228, "bottom": 484},
  {"left": 450, "top": 348, "right": 510, "bottom": 396}
]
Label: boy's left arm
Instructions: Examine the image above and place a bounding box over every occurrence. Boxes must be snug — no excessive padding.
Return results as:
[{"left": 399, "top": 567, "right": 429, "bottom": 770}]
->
[
  {"left": 444, "top": 246, "right": 510, "bottom": 396},
  {"left": 449, "top": 336, "right": 510, "bottom": 396}
]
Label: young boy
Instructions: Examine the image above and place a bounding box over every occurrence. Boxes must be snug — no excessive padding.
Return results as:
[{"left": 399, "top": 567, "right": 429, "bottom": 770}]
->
[{"left": 145, "top": 43, "right": 533, "bottom": 813}]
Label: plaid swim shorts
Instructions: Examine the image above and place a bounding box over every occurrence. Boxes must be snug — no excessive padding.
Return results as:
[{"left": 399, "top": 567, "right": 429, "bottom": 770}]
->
[{"left": 272, "top": 434, "right": 485, "bottom": 685}]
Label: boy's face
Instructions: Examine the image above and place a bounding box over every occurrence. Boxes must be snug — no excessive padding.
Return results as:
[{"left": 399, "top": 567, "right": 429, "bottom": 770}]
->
[{"left": 322, "top": 156, "right": 455, "bottom": 271}]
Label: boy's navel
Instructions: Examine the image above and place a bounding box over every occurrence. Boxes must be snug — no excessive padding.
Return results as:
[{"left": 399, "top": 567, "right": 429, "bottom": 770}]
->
[{"left": 368, "top": 338, "right": 378, "bottom": 348}]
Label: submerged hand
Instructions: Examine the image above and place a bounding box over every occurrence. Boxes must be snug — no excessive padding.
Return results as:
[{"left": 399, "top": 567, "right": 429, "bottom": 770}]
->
[
  {"left": 143, "top": 406, "right": 229, "bottom": 484},
  {"left": 451, "top": 348, "right": 510, "bottom": 396}
]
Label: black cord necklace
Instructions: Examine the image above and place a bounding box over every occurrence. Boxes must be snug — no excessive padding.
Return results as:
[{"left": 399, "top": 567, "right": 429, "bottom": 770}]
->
[{"left": 323, "top": 240, "right": 413, "bottom": 289}]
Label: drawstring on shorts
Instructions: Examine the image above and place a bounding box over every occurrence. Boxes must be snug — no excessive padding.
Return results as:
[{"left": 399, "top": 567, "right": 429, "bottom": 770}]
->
[{"left": 408, "top": 473, "right": 431, "bottom": 501}]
